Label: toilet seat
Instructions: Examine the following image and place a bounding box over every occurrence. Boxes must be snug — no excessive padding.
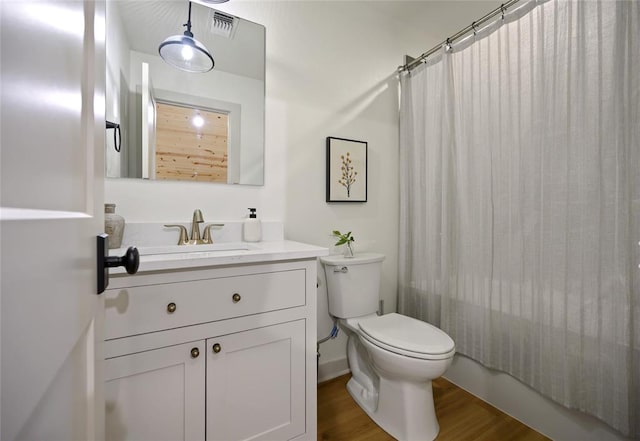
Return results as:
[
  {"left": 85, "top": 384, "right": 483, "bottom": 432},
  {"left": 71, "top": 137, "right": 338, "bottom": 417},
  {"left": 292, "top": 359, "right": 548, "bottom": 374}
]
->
[{"left": 358, "top": 313, "right": 455, "bottom": 360}]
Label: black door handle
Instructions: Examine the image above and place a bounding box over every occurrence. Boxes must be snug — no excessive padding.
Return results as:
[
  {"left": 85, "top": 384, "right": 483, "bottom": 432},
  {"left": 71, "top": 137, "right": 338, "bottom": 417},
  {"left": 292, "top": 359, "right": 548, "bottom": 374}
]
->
[
  {"left": 106, "top": 247, "right": 139, "bottom": 274},
  {"left": 97, "top": 234, "right": 139, "bottom": 294}
]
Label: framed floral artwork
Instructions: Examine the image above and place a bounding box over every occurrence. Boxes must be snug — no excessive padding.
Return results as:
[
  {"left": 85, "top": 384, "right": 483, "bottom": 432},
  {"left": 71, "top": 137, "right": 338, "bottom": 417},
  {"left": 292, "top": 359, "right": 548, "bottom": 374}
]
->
[{"left": 326, "top": 137, "right": 367, "bottom": 202}]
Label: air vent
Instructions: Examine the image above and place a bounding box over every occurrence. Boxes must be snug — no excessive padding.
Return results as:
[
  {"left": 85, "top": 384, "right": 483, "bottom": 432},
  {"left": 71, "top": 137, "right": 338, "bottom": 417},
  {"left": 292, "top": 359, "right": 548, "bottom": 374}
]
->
[{"left": 210, "top": 11, "right": 237, "bottom": 39}]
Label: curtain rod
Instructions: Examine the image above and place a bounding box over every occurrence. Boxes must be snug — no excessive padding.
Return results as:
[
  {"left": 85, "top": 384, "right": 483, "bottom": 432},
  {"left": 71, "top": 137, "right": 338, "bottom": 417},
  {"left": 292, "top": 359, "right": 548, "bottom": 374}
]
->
[{"left": 398, "top": 0, "right": 522, "bottom": 73}]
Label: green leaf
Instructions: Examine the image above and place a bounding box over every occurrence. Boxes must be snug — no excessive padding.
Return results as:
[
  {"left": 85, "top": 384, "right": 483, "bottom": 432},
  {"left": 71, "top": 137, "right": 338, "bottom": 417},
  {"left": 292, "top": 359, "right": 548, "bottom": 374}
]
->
[{"left": 331, "top": 229, "right": 356, "bottom": 245}]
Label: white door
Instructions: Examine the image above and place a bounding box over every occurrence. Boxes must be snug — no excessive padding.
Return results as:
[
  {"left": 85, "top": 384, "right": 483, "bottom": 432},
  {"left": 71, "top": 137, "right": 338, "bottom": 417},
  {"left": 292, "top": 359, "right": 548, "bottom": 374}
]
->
[{"left": 0, "top": 1, "right": 105, "bottom": 440}]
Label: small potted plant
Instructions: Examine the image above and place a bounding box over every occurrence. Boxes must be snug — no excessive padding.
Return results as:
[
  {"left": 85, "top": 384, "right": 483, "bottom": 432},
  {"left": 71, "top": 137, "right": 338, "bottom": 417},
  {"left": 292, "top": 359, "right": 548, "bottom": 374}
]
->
[{"left": 332, "top": 230, "right": 355, "bottom": 258}]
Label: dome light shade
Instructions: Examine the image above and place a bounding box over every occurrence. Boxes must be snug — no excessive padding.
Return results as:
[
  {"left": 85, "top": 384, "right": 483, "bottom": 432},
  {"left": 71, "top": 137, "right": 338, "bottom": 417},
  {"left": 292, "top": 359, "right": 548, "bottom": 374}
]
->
[
  {"left": 158, "top": 2, "right": 214, "bottom": 73},
  {"left": 159, "top": 34, "right": 214, "bottom": 73}
]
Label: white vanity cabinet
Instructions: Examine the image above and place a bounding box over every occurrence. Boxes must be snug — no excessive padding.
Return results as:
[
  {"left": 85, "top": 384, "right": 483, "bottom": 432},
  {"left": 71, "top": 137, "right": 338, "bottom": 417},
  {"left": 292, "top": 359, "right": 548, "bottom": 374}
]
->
[{"left": 103, "top": 257, "right": 319, "bottom": 441}]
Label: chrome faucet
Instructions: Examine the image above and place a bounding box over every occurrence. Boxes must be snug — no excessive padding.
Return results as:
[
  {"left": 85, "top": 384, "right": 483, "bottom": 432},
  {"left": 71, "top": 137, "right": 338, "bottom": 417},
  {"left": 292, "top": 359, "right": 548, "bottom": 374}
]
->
[{"left": 165, "top": 210, "right": 224, "bottom": 245}]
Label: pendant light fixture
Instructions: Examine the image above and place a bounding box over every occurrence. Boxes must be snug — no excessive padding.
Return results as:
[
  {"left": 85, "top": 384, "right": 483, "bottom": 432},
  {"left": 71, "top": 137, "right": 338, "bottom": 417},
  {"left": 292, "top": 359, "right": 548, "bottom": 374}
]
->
[{"left": 159, "top": 1, "right": 214, "bottom": 73}]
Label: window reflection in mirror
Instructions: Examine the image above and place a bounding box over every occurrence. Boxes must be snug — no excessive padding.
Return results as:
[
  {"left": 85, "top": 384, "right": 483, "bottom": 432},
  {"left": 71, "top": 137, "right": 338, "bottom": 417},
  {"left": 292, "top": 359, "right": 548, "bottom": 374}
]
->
[
  {"left": 105, "top": 0, "right": 265, "bottom": 185},
  {"left": 155, "top": 102, "right": 229, "bottom": 182}
]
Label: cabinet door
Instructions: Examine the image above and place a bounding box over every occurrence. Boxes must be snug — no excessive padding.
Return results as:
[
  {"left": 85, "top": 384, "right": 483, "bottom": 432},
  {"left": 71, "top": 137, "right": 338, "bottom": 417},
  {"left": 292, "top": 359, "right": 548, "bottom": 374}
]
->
[
  {"left": 105, "top": 341, "right": 205, "bottom": 441},
  {"left": 207, "top": 320, "right": 306, "bottom": 441}
]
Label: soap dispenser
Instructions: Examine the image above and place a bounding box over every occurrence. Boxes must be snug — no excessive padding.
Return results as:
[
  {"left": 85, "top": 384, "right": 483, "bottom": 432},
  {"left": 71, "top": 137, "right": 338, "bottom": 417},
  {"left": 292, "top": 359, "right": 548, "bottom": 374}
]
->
[{"left": 243, "top": 208, "right": 262, "bottom": 242}]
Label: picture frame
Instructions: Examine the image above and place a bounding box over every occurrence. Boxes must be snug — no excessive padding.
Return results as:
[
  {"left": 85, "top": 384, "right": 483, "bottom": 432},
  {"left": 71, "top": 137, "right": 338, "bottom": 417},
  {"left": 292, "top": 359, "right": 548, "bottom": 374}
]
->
[{"left": 326, "top": 137, "right": 368, "bottom": 202}]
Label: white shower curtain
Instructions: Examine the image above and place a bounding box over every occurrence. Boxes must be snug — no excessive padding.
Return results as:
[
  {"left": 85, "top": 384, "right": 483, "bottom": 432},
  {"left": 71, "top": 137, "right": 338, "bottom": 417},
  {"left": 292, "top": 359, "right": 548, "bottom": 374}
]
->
[{"left": 398, "top": 0, "right": 639, "bottom": 437}]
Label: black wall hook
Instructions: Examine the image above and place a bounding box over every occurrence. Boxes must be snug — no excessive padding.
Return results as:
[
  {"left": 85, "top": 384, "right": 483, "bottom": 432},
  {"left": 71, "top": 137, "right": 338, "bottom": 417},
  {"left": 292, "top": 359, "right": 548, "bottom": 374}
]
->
[{"left": 106, "top": 120, "right": 121, "bottom": 152}]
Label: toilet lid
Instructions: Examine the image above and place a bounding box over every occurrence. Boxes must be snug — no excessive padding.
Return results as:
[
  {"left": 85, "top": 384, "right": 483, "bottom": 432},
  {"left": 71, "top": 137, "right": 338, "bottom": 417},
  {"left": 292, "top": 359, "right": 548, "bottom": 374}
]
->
[{"left": 358, "top": 313, "right": 455, "bottom": 359}]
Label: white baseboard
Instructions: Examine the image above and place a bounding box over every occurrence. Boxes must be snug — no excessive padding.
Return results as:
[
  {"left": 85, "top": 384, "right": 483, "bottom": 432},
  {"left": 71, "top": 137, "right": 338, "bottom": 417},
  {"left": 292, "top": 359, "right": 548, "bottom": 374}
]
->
[{"left": 318, "top": 357, "right": 350, "bottom": 383}]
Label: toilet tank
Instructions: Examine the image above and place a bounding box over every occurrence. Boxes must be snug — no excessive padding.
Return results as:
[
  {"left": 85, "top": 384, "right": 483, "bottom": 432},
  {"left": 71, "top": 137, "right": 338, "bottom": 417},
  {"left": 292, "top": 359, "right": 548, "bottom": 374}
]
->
[{"left": 320, "top": 253, "right": 385, "bottom": 318}]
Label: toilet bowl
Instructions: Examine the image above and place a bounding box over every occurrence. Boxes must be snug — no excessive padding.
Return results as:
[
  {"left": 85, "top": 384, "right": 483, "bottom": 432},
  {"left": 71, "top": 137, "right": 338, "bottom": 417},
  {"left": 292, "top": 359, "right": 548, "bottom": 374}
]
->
[{"left": 320, "top": 253, "right": 455, "bottom": 441}]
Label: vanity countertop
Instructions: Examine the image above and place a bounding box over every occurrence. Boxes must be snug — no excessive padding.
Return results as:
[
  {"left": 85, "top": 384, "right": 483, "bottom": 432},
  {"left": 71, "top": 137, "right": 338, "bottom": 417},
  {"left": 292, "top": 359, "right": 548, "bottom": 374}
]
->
[{"left": 110, "top": 240, "right": 328, "bottom": 274}]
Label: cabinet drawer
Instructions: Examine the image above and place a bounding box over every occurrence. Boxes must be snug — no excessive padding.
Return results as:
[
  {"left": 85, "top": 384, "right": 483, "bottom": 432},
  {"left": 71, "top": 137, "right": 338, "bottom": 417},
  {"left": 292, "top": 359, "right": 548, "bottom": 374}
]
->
[{"left": 105, "top": 269, "right": 305, "bottom": 340}]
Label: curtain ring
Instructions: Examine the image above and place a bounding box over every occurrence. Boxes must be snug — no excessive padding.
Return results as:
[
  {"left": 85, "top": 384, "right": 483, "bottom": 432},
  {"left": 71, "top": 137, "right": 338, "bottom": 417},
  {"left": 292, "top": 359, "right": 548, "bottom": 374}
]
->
[
  {"left": 472, "top": 21, "right": 478, "bottom": 35},
  {"left": 501, "top": 3, "right": 506, "bottom": 20},
  {"left": 445, "top": 38, "right": 452, "bottom": 52}
]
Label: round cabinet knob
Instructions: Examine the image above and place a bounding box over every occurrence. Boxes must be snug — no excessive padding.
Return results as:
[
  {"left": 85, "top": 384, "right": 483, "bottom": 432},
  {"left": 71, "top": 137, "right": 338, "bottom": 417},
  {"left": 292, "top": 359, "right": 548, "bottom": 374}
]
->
[
  {"left": 232, "top": 293, "right": 241, "bottom": 303},
  {"left": 190, "top": 347, "right": 200, "bottom": 358},
  {"left": 212, "top": 343, "right": 222, "bottom": 354},
  {"left": 167, "top": 302, "right": 177, "bottom": 314}
]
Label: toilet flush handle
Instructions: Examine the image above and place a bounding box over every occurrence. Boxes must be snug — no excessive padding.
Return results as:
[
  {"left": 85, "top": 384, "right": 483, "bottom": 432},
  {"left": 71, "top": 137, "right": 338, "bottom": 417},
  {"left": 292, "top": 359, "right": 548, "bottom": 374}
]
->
[{"left": 334, "top": 266, "right": 348, "bottom": 273}]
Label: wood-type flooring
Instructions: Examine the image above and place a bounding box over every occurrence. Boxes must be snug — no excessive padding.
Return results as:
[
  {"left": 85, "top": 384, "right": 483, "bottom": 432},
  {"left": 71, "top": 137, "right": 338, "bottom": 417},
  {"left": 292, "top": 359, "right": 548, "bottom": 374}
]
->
[{"left": 318, "top": 374, "right": 550, "bottom": 441}]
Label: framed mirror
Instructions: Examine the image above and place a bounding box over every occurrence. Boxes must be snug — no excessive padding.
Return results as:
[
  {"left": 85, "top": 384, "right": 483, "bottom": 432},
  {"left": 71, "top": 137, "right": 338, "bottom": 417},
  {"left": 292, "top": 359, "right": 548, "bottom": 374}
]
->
[{"left": 106, "top": 0, "right": 265, "bottom": 185}]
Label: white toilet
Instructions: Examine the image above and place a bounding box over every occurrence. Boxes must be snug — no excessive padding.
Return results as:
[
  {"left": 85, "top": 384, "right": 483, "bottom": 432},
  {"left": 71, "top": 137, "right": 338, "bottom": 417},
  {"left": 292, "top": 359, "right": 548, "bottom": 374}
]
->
[{"left": 320, "top": 253, "right": 455, "bottom": 441}]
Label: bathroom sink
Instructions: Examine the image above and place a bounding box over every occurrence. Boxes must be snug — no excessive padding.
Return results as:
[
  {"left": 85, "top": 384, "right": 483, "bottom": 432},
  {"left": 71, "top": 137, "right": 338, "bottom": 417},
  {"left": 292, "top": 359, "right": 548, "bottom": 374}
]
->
[{"left": 115, "top": 243, "right": 255, "bottom": 256}]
